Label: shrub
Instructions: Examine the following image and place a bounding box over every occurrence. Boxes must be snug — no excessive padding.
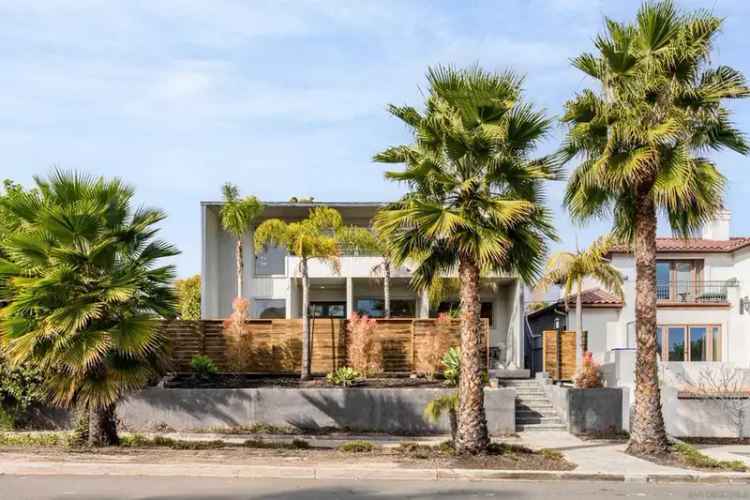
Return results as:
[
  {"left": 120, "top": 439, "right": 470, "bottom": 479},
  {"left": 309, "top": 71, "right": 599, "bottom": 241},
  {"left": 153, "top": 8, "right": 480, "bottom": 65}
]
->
[
  {"left": 326, "top": 367, "right": 361, "bottom": 387},
  {"left": 224, "top": 297, "right": 252, "bottom": 371},
  {"left": 573, "top": 352, "right": 603, "bottom": 389},
  {"left": 346, "top": 313, "right": 382, "bottom": 376},
  {"left": 0, "top": 354, "right": 47, "bottom": 430},
  {"left": 191, "top": 355, "right": 218, "bottom": 378},
  {"left": 417, "top": 313, "right": 452, "bottom": 379},
  {"left": 441, "top": 347, "right": 460, "bottom": 387},
  {"left": 338, "top": 440, "right": 376, "bottom": 453},
  {"left": 673, "top": 442, "right": 746, "bottom": 472}
]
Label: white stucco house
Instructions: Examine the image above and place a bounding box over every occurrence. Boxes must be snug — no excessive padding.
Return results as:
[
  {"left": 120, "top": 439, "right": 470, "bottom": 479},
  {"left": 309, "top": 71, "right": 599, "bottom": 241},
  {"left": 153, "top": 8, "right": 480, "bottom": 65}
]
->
[{"left": 200, "top": 200, "right": 526, "bottom": 368}]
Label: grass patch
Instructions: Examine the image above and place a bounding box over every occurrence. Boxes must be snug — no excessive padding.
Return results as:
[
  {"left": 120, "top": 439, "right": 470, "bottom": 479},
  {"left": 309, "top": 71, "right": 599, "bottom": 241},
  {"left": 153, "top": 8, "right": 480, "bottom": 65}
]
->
[
  {"left": 242, "top": 438, "right": 310, "bottom": 450},
  {"left": 397, "top": 442, "right": 434, "bottom": 459},
  {"left": 337, "top": 440, "right": 376, "bottom": 453},
  {"left": 673, "top": 442, "right": 747, "bottom": 472},
  {"left": 0, "top": 431, "right": 69, "bottom": 447},
  {"left": 119, "top": 434, "right": 226, "bottom": 450}
]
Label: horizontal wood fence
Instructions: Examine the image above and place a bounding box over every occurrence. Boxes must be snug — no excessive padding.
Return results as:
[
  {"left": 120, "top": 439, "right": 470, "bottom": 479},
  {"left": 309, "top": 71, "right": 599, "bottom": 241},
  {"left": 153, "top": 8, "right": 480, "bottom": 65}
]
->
[
  {"left": 542, "top": 330, "right": 587, "bottom": 381},
  {"left": 163, "top": 318, "right": 489, "bottom": 375}
]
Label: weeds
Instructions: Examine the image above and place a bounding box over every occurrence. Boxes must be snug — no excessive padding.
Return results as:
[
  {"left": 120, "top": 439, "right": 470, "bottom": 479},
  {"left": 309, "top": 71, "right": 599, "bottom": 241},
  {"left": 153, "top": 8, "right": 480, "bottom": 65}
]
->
[
  {"left": 673, "top": 442, "right": 747, "bottom": 472},
  {"left": 338, "top": 440, "right": 376, "bottom": 453}
]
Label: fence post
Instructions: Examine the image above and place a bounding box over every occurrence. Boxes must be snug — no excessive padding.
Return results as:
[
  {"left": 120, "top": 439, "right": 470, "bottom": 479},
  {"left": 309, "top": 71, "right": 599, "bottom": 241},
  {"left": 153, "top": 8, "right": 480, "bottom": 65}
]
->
[
  {"left": 410, "top": 320, "right": 416, "bottom": 375},
  {"left": 556, "top": 330, "right": 562, "bottom": 382}
]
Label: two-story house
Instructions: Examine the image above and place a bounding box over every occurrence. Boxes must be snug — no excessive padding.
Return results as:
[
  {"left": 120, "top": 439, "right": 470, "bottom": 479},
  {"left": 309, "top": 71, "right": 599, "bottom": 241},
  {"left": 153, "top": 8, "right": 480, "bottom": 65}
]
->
[{"left": 200, "top": 201, "right": 527, "bottom": 369}]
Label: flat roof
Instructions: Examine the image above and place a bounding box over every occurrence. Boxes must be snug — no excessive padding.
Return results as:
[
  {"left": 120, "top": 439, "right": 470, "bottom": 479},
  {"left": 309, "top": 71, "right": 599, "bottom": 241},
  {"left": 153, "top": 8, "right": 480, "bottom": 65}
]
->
[{"left": 201, "top": 201, "right": 389, "bottom": 207}]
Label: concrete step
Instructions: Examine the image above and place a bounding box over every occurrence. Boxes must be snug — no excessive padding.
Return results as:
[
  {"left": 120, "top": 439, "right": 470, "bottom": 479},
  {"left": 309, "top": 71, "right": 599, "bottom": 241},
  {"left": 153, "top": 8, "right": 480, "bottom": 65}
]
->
[
  {"left": 516, "top": 409, "right": 559, "bottom": 419},
  {"left": 516, "top": 423, "right": 568, "bottom": 432},
  {"left": 513, "top": 391, "right": 546, "bottom": 397},
  {"left": 515, "top": 395, "right": 551, "bottom": 403},
  {"left": 516, "top": 416, "right": 563, "bottom": 425}
]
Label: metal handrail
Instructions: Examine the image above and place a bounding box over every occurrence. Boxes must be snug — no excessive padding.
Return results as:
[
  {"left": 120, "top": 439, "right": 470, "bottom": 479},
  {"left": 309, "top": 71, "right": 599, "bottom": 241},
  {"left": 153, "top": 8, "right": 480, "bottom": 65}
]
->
[{"left": 656, "top": 280, "right": 738, "bottom": 303}]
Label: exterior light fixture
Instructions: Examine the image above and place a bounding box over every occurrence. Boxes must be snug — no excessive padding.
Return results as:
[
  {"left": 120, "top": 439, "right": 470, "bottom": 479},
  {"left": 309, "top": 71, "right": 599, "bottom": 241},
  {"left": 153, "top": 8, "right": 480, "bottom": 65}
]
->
[{"left": 741, "top": 296, "right": 750, "bottom": 315}]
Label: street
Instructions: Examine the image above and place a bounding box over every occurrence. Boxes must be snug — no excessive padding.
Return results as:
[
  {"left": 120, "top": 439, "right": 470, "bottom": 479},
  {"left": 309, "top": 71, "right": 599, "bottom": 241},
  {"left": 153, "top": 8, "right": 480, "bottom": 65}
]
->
[{"left": 2, "top": 476, "right": 750, "bottom": 500}]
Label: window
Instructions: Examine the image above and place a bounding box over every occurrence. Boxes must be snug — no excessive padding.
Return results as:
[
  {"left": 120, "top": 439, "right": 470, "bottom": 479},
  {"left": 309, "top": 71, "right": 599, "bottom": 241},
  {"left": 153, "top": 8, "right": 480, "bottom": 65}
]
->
[
  {"left": 434, "top": 302, "right": 494, "bottom": 327},
  {"left": 655, "top": 260, "right": 703, "bottom": 301},
  {"left": 255, "top": 244, "right": 286, "bottom": 275},
  {"left": 253, "top": 299, "right": 286, "bottom": 319},
  {"left": 356, "top": 298, "right": 415, "bottom": 318},
  {"left": 656, "top": 324, "right": 721, "bottom": 362},
  {"left": 310, "top": 302, "right": 346, "bottom": 318}
]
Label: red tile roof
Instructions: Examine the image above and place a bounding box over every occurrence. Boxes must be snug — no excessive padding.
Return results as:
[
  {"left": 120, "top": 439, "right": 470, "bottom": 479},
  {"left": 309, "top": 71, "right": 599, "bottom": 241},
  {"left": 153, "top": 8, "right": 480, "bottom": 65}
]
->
[
  {"left": 609, "top": 237, "right": 750, "bottom": 254},
  {"left": 560, "top": 288, "right": 623, "bottom": 308}
]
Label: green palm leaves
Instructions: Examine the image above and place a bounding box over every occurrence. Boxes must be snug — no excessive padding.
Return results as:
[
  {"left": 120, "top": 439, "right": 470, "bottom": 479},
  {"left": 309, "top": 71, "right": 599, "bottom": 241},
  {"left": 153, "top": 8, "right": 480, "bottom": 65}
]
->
[
  {"left": 562, "top": 1, "right": 749, "bottom": 242},
  {"left": 375, "top": 65, "right": 559, "bottom": 289},
  {"left": 219, "top": 183, "right": 263, "bottom": 299},
  {"left": 254, "top": 206, "right": 342, "bottom": 263},
  {"left": 0, "top": 171, "right": 178, "bottom": 413}
]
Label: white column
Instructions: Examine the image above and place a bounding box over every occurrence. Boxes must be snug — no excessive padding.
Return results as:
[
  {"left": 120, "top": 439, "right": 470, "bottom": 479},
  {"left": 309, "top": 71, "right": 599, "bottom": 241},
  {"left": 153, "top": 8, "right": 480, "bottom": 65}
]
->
[
  {"left": 346, "top": 277, "right": 354, "bottom": 319},
  {"left": 418, "top": 289, "right": 430, "bottom": 318},
  {"left": 286, "top": 278, "right": 294, "bottom": 319}
]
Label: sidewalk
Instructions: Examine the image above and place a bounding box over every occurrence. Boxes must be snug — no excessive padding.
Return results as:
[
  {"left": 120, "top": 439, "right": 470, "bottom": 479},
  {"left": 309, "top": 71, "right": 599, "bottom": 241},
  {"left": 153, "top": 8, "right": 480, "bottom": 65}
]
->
[{"left": 2, "top": 431, "right": 750, "bottom": 484}]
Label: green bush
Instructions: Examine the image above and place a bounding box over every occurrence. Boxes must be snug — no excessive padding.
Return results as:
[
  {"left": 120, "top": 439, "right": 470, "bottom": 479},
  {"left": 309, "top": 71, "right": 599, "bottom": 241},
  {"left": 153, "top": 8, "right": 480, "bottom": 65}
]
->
[
  {"left": 191, "top": 355, "right": 218, "bottom": 378},
  {"left": 673, "top": 442, "right": 747, "bottom": 472},
  {"left": 0, "top": 355, "right": 47, "bottom": 430},
  {"left": 441, "top": 347, "right": 460, "bottom": 386},
  {"left": 326, "top": 367, "right": 361, "bottom": 387}
]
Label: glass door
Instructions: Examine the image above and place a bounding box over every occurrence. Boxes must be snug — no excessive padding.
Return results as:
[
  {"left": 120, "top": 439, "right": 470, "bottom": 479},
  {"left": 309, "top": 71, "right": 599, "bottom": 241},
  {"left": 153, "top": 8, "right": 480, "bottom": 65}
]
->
[{"left": 667, "top": 326, "right": 687, "bottom": 361}]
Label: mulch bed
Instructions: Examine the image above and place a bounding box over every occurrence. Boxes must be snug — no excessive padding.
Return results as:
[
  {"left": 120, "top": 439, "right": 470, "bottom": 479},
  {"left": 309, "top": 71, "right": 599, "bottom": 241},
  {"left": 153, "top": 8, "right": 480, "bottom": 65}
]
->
[
  {"left": 163, "top": 374, "right": 447, "bottom": 389},
  {"left": 0, "top": 442, "right": 576, "bottom": 471}
]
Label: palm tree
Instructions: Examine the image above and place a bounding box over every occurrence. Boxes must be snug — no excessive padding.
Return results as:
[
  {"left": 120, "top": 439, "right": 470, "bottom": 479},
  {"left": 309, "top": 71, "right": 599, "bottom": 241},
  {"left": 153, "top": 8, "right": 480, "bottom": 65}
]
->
[
  {"left": 560, "top": 1, "right": 749, "bottom": 456},
  {"left": 374, "top": 65, "right": 559, "bottom": 454},
  {"left": 254, "top": 206, "right": 342, "bottom": 379},
  {"left": 0, "top": 171, "right": 178, "bottom": 446},
  {"left": 219, "top": 183, "right": 263, "bottom": 300},
  {"left": 537, "top": 236, "right": 624, "bottom": 368},
  {"left": 336, "top": 225, "right": 394, "bottom": 318}
]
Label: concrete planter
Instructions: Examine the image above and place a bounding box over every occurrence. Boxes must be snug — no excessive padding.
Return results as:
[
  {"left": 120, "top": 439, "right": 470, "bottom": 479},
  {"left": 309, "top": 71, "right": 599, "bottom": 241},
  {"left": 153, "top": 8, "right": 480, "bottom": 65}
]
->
[
  {"left": 543, "top": 383, "right": 623, "bottom": 434},
  {"left": 117, "top": 387, "right": 516, "bottom": 435}
]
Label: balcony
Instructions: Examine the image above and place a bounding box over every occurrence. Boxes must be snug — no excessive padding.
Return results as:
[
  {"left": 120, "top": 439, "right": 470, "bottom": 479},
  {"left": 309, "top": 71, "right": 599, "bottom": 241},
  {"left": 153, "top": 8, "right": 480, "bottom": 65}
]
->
[{"left": 656, "top": 280, "right": 738, "bottom": 305}]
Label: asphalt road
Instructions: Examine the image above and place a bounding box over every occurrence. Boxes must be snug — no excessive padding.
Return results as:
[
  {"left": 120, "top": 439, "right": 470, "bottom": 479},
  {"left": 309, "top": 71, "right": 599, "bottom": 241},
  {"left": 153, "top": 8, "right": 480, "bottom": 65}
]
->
[{"left": 1, "top": 476, "right": 749, "bottom": 500}]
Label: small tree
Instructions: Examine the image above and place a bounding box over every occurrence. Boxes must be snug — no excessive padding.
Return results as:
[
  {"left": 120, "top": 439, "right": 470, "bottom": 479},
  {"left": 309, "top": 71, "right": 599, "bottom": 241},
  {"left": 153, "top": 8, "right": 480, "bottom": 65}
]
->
[
  {"left": 0, "top": 171, "right": 177, "bottom": 446},
  {"left": 175, "top": 274, "right": 201, "bottom": 320},
  {"left": 346, "top": 313, "right": 382, "bottom": 377},
  {"left": 573, "top": 352, "right": 603, "bottom": 389},
  {"left": 337, "top": 225, "right": 395, "bottom": 318},
  {"left": 254, "top": 206, "right": 342, "bottom": 379},
  {"left": 537, "top": 236, "right": 623, "bottom": 370},
  {"left": 219, "top": 183, "right": 263, "bottom": 300},
  {"left": 417, "top": 313, "right": 452, "bottom": 379}
]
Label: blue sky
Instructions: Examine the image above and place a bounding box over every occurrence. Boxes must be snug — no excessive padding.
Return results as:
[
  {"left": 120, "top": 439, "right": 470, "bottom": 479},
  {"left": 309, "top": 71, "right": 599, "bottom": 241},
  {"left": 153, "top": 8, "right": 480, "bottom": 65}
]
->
[{"left": 2, "top": 0, "right": 749, "bottom": 277}]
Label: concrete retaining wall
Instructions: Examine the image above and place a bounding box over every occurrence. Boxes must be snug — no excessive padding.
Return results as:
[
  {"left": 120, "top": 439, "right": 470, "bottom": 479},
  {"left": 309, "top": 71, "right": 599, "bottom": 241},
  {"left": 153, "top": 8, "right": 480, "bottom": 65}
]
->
[
  {"left": 117, "top": 387, "right": 517, "bottom": 435},
  {"left": 542, "top": 382, "right": 624, "bottom": 434}
]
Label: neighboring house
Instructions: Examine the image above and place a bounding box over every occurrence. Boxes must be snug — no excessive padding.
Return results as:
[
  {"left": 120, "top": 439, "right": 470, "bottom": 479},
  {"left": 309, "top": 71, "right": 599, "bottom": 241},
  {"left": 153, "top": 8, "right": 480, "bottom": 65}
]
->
[{"left": 200, "top": 201, "right": 526, "bottom": 368}]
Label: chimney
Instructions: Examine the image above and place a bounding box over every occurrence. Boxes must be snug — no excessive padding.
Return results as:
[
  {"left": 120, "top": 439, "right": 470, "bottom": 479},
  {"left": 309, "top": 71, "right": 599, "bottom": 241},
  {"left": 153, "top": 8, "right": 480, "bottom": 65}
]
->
[{"left": 701, "top": 209, "right": 731, "bottom": 240}]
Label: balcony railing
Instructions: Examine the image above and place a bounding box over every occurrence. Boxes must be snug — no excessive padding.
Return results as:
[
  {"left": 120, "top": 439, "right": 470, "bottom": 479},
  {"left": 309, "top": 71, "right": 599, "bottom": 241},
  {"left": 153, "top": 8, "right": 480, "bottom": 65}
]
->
[{"left": 656, "top": 280, "right": 738, "bottom": 304}]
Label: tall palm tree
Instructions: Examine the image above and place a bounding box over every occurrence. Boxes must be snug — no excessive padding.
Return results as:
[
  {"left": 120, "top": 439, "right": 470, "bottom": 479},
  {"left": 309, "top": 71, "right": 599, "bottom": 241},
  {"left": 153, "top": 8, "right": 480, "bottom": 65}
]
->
[
  {"left": 219, "top": 183, "right": 263, "bottom": 300},
  {"left": 537, "top": 236, "right": 624, "bottom": 368},
  {"left": 254, "top": 206, "right": 342, "bottom": 379},
  {"left": 0, "top": 171, "right": 178, "bottom": 446},
  {"left": 374, "top": 65, "right": 559, "bottom": 454},
  {"left": 336, "top": 225, "right": 394, "bottom": 318},
  {"left": 560, "top": 1, "right": 749, "bottom": 456}
]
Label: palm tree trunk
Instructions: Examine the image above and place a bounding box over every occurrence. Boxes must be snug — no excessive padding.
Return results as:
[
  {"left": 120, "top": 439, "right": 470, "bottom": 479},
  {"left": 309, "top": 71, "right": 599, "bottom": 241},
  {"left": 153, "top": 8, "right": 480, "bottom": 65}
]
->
[
  {"left": 626, "top": 189, "right": 669, "bottom": 456},
  {"left": 383, "top": 259, "right": 391, "bottom": 319},
  {"left": 70, "top": 401, "right": 90, "bottom": 447},
  {"left": 454, "top": 256, "right": 489, "bottom": 455},
  {"left": 301, "top": 257, "right": 311, "bottom": 380},
  {"left": 235, "top": 239, "right": 243, "bottom": 298},
  {"left": 88, "top": 403, "right": 119, "bottom": 447},
  {"left": 576, "top": 280, "right": 583, "bottom": 371}
]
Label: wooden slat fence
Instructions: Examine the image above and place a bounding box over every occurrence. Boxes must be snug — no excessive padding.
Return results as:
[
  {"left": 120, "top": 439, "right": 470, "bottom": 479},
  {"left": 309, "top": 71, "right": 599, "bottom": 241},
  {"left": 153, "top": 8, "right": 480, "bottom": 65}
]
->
[
  {"left": 542, "top": 330, "right": 587, "bottom": 381},
  {"left": 163, "top": 318, "right": 489, "bottom": 375}
]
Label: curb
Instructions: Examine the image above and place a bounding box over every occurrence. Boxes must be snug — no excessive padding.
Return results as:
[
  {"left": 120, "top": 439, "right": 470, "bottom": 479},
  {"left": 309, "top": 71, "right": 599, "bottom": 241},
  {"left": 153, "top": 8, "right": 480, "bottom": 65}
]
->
[{"left": 2, "top": 462, "right": 750, "bottom": 484}]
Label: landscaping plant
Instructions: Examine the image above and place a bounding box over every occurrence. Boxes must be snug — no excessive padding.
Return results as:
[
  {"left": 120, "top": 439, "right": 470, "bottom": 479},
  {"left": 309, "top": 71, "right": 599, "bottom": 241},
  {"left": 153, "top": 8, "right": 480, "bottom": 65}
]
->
[
  {"left": 375, "top": 65, "right": 558, "bottom": 454},
  {"left": 573, "top": 352, "right": 603, "bottom": 389},
  {"left": 423, "top": 392, "right": 458, "bottom": 444},
  {"left": 537, "top": 236, "right": 623, "bottom": 369},
  {"left": 191, "top": 355, "right": 218, "bottom": 379},
  {"left": 417, "top": 313, "right": 452, "bottom": 379},
  {"left": 560, "top": 1, "right": 749, "bottom": 456},
  {"left": 0, "top": 354, "right": 46, "bottom": 430},
  {"left": 175, "top": 274, "right": 201, "bottom": 320},
  {"left": 0, "top": 171, "right": 177, "bottom": 447},
  {"left": 255, "top": 206, "right": 342, "bottom": 380},
  {"left": 219, "top": 183, "right": 263, "bottom": 300},
  {"left": 326, "top": 367, "right": 361, "bottom": 387},
  {"left": 346, "top": 313, "right": 382, "bottom": 376},
  {"left": 441, "top": 347, "right": 460, "bottom": 387}
]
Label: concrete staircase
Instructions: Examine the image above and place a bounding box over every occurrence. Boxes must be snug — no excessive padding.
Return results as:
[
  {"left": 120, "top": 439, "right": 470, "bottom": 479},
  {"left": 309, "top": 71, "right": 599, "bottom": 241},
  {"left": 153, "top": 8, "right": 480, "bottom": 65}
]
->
[{"left": 501, "top": 379, "right": 566, "bottom": 432}]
